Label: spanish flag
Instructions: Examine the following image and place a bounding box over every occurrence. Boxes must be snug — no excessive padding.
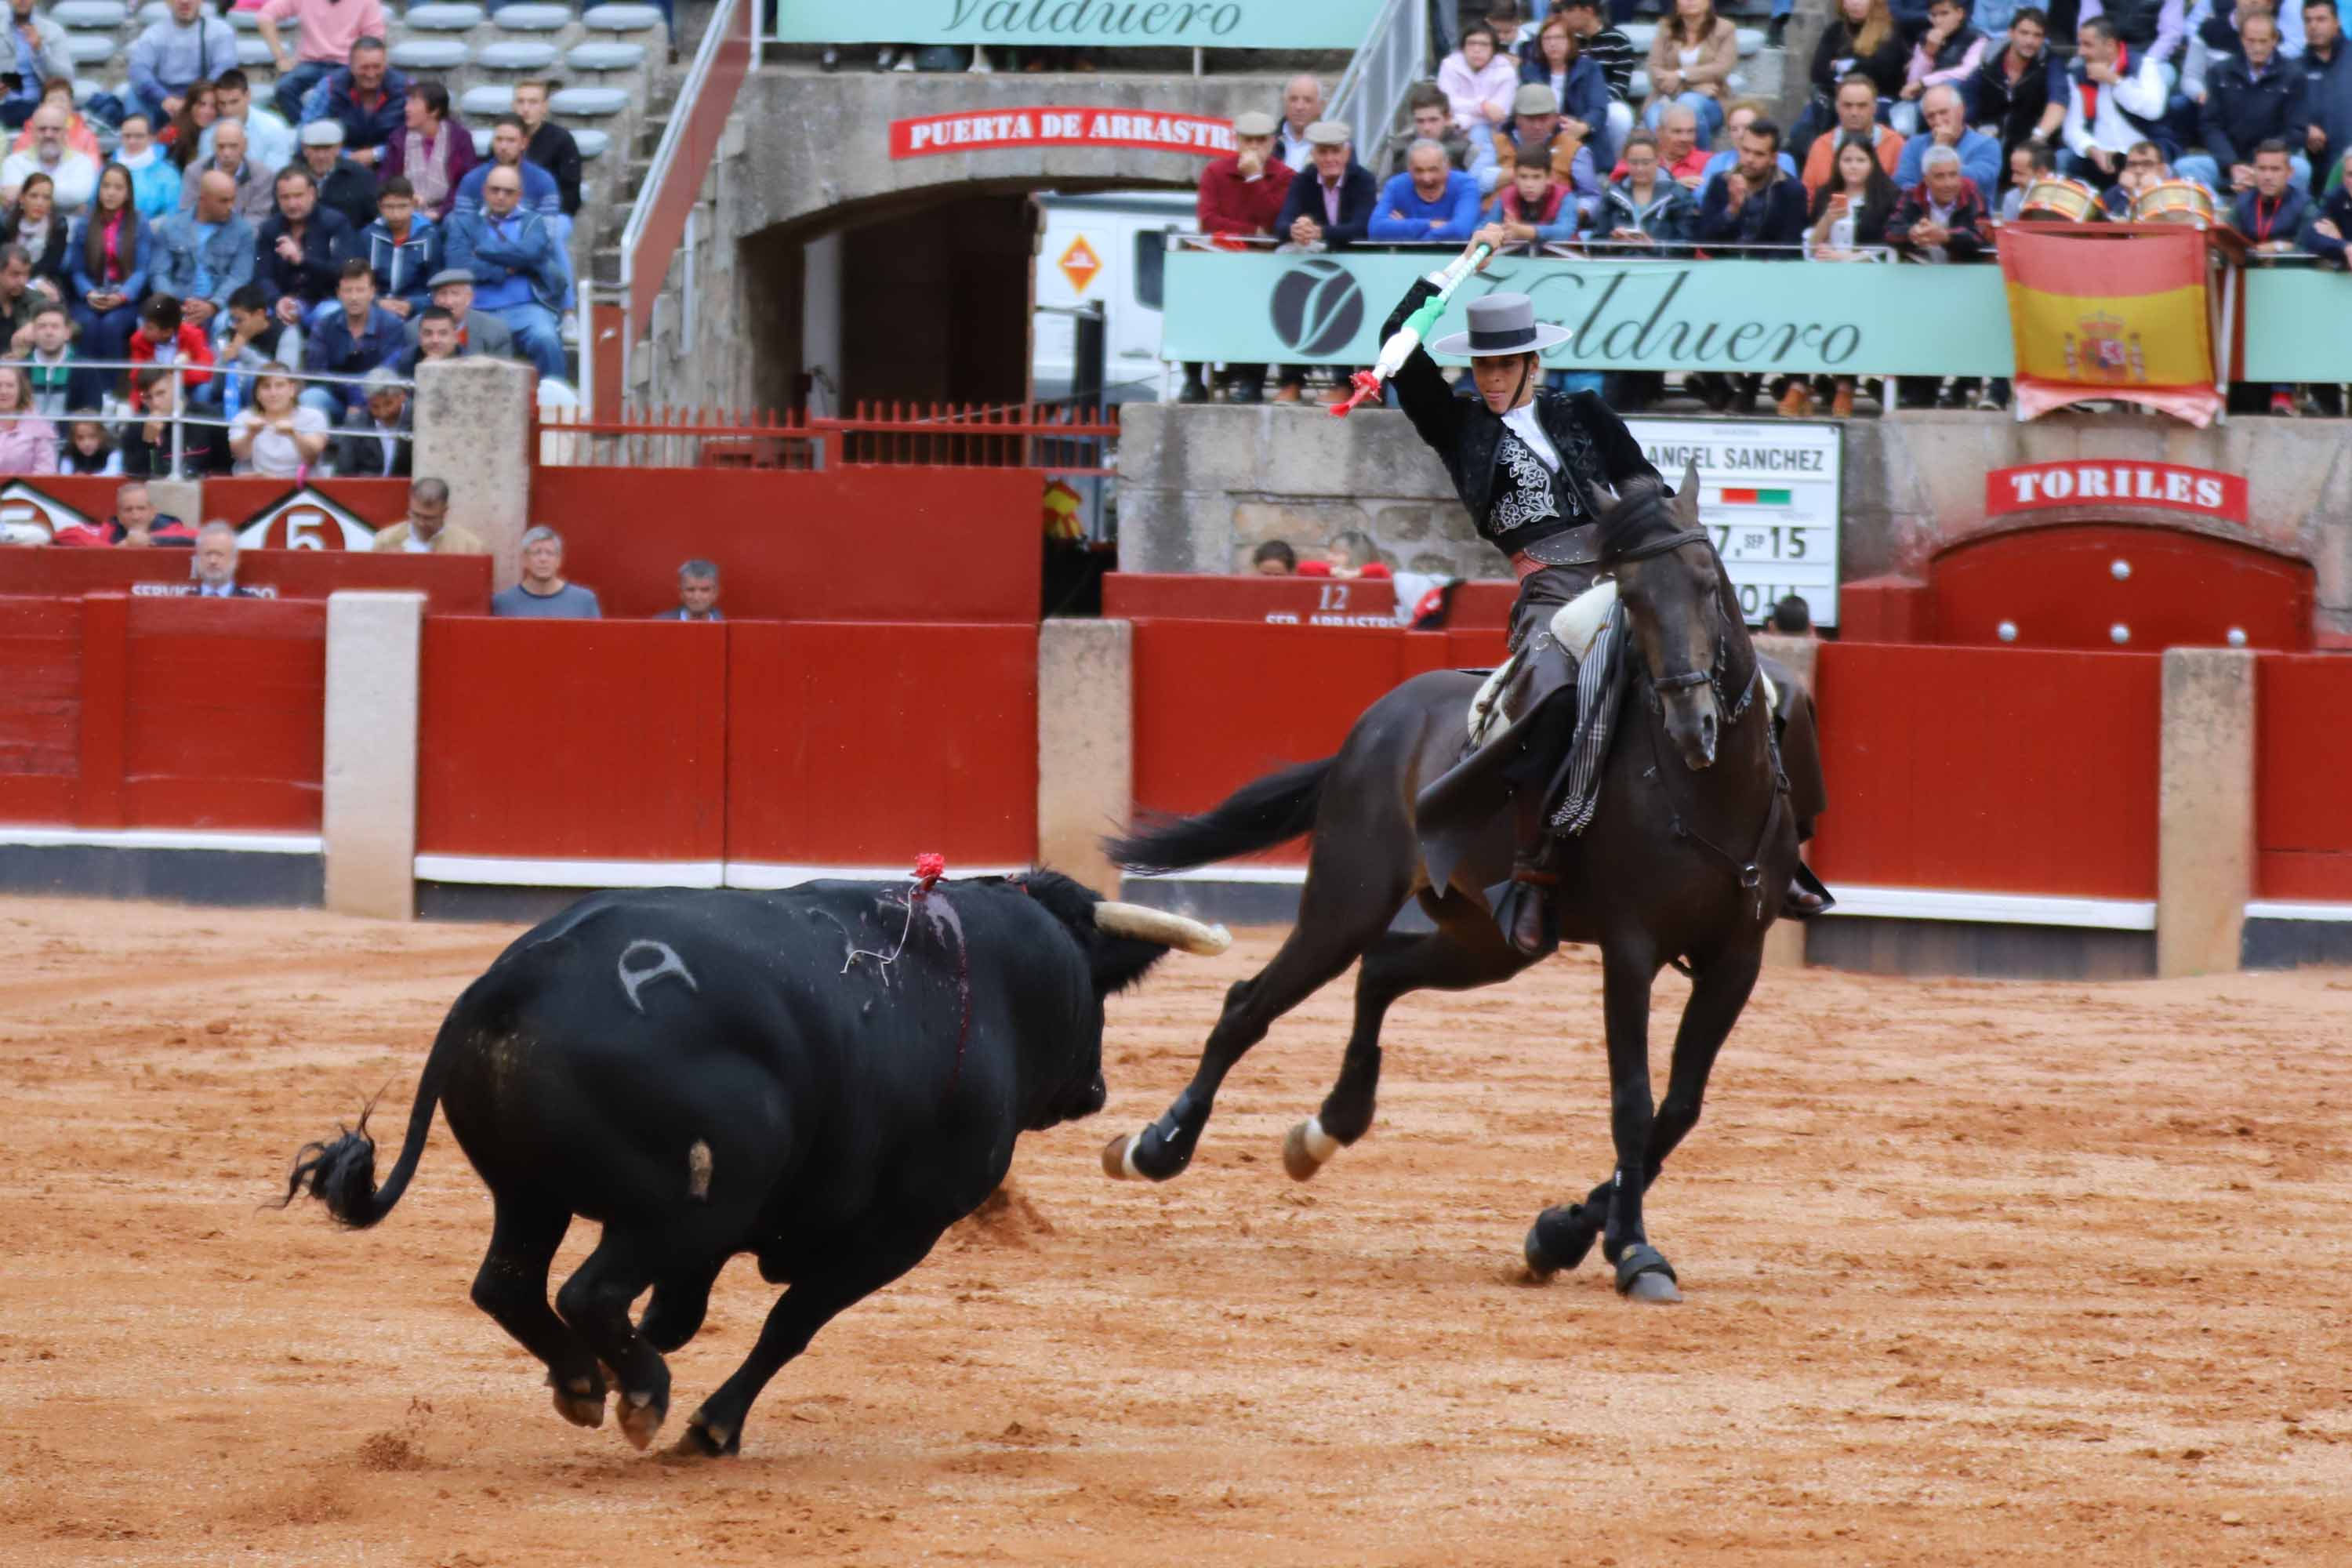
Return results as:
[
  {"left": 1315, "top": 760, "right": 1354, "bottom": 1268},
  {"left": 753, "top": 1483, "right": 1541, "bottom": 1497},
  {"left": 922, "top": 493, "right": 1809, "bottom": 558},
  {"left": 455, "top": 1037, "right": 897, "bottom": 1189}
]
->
[{"left": 2001, "top": 225, "right": 2220, "bottom": 426}]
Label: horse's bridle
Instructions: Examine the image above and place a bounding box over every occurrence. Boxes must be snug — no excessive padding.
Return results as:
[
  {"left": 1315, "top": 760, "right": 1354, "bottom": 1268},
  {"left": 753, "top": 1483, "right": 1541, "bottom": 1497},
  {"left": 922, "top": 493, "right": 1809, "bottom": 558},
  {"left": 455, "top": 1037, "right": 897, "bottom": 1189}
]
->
[{"left": 1613, "top": 524, "right": 1789, "bottom": 919}]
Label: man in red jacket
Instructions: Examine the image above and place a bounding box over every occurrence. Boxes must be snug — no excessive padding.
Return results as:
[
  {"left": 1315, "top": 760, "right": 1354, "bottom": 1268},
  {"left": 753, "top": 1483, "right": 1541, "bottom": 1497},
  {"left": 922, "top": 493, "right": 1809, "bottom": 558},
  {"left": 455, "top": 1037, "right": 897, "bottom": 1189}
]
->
[{"left": 1182, "top": 108, "right": 1294, "bottom": 403}]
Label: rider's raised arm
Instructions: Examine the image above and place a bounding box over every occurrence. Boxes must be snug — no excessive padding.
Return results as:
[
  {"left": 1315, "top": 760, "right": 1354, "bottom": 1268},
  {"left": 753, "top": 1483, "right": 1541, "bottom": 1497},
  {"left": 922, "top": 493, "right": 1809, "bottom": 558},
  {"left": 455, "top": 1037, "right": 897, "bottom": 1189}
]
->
[{"left": 1380, "top": 276, "right": 1465, "bottom": 458}]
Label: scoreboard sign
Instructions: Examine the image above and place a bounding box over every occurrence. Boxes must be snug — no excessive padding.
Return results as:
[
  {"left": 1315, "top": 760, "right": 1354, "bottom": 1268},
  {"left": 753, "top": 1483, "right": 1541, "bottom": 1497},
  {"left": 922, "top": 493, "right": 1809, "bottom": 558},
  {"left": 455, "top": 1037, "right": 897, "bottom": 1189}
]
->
[{"left": 1624, "top": 418, "right": 1843, "bottom": 628}]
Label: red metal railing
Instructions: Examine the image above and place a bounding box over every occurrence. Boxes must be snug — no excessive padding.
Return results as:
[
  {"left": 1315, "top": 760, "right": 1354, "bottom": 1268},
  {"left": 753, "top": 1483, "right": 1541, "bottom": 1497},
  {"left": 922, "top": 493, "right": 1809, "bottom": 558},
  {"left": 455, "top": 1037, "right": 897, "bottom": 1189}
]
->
[{"left": 535, "top": 401, "right": 1120, "bottom": 474}]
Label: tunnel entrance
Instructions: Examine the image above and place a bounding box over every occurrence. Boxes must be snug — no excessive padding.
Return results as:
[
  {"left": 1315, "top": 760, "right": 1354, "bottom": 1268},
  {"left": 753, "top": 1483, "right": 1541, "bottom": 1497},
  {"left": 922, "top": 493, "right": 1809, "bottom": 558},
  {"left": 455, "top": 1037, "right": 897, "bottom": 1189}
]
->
[{"left": 743, "top": 193, "right": 1040, "bottom": 417}]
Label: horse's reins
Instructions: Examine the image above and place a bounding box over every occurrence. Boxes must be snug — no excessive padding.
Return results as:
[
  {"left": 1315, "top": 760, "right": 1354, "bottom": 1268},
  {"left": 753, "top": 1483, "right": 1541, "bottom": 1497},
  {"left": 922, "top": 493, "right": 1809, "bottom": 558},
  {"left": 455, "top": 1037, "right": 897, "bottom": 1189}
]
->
[{"left": 1614, "top": 527, "right": 1791, "bottom": 923}]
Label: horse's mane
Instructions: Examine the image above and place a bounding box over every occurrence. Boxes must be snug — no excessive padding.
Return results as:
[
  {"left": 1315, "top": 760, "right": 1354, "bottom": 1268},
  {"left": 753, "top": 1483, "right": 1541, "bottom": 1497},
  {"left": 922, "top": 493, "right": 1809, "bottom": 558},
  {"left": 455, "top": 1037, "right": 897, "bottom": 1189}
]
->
[{"left": 1595, "top": 475, "right": 1685, "bottom": 562}]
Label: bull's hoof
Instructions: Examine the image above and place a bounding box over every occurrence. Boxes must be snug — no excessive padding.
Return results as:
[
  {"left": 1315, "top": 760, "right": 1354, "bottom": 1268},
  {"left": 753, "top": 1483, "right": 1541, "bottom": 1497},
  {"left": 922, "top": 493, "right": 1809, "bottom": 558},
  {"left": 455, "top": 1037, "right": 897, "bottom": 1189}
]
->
[
  {"left": 1100, "top": 1132, "right": 1141, "bottom": 1181},
  {"left": 618, "top": 1388, "right": 667, "bottom": 1451},
  {"left": 1523, "top": 1205, "right": 1599, "bottom": 1280},
  {"left": 664, "top": 1414, "right": 739, "bottom": 1462},
  {"left": 1282, "top": 1116, "right": 1341, "bottom": 1181},
  {"left": 1613, "top": 1243, "right": 1682, "bottom": 1305},
  {"left": 550, "top": 1374, "right": 608, "bottom": 1429}
]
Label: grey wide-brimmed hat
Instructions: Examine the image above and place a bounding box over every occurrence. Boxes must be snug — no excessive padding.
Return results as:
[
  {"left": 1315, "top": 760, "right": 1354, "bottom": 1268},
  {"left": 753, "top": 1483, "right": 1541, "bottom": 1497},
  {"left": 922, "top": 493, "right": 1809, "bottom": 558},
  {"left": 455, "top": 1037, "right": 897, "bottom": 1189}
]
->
[{"left": 1428, "top": 292, "right": 1572, "bottom": 358}]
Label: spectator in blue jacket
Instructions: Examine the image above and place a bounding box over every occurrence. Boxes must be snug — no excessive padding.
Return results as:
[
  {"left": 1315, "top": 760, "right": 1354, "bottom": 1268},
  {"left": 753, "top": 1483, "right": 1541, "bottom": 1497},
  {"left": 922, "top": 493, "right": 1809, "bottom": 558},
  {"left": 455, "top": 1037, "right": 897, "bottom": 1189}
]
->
[
  {"left": 2301, "top": 0, "right": 2351, "bottom": 175},
  {"left": 449, "top": 114, "right": 568, "bottom": 312},
  {"left": 67, "top": 161, "right": 147, "bottom": 379},
  {"left": 358, "top": 173, "right": 437, "bottom": 318},
  {"left": 125, "top": 0, "right": 237, "bottom": 129},
  {"left": 442, "top": 164, "right": 566, "bottom": 379},
  {"left": 2301, "top": 147, "right": 2352, "bottom": 252},
  {"left": 1, "top": 0, "right": 74, "bottom": 131},
  {"left": 300, "top": 256, "right": 404, "bottom": 418},
  {"left": 2234, "top": 137, "right": 2314, "bottom": 235},
  {"left": 1273, "top": 120, "right": 1377, "bottom": 249},
  {"left": 298, "top": 39, "right": 408, "bottom": 168},
  {"left": 1369, "top": 140, "right": 1484, "bottom": 240},
  {"left": 1896, "top": 83, "right": 2005, "bottom": 191},
  {"left": 1485, "top": 139, "right": 1587, "bottom": 239},
  {"left": 114, "top": 114, "right": 182, "bottom": 222},
  {"left": 253, "top": 165, "right": 354, "bottom": 325},
  {"left": 2180, "top": 10, "right": 2310, "bottom": 191},
  {"left": 149, "top": 168, "right": 253, "bottom": 329}
]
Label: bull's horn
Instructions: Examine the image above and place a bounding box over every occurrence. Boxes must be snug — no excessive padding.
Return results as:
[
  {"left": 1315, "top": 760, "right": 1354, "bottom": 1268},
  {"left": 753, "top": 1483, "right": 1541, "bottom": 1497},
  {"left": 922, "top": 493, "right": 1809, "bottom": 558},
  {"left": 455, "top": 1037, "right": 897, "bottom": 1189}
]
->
[{"left": 1092, "top": 902, "right": 1232, "bottom": 956}]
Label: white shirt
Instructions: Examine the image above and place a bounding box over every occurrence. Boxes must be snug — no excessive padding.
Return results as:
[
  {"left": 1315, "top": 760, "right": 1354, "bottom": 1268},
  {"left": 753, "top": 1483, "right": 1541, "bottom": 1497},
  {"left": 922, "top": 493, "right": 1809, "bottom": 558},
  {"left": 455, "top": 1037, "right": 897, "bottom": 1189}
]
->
[
  {"left": 401, "top": 525, "right": 434, "bottom": 552},
  {"left": 231, "top": 404, "right": 328, "bottom": 477},
  {"left": 1501, "top": 401, "right": 1560, "bottom": 470},
  {"left": 0, "top": 147, "right": 97, "bottom": 212}
]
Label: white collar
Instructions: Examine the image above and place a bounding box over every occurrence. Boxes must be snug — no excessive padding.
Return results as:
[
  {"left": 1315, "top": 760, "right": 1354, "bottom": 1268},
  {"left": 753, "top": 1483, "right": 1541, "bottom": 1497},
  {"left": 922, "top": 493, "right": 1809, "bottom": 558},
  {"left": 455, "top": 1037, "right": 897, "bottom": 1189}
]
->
[{"left": 1501, "top": 400, "right": 1559, "bottom": 470}]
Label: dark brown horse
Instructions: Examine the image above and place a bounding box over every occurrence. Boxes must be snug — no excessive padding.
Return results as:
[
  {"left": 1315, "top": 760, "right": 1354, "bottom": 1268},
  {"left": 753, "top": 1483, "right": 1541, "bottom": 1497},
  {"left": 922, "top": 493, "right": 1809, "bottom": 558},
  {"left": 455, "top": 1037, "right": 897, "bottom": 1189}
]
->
[{"left": 1100, "top": 468, "right": 1798, "bottom": 1303}]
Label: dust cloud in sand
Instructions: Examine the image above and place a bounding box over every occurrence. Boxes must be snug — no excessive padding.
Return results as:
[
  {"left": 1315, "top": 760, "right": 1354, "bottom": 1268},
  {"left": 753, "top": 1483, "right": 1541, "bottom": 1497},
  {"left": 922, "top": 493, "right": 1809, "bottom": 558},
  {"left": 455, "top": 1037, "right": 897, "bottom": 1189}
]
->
[{"left": 0, "top": 896, "right": 2347, "bottom": 1565}]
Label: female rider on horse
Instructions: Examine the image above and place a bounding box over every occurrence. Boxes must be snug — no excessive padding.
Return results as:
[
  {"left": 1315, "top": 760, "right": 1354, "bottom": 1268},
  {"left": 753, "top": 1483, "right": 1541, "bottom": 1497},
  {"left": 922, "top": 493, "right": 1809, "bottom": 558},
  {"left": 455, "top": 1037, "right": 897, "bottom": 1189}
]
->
[{"left": 1388, "top": 227, "right": 1830, "bottom": 956}]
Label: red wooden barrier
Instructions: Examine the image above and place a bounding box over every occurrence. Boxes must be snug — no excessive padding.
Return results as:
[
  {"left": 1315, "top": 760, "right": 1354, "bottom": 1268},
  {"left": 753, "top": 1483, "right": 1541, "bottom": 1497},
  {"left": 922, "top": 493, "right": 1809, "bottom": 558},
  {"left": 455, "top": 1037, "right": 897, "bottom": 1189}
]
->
[
  {"left": 530, "top": 466, "right": 1042, "bottom": 623},
  {"left": 1130, "top": 622, "right": 1475, "bottom": 865},
  {"left": 1931, "top": 524, "right": 2312, "bottom": 652},
  {"left": 0, "top": 595, "right": 81, "bottom": 822},
  {"left": 2256, "top": 654, "right": 2352, "bottom": 901},
  {"left": 1809, "top": 642, "right": 2161, "bottom": 898},
  {"left": 416, "top": 618, "right": 728, "bottom": 863},
  {"left": 120, "top": 595, "right": 325, "bottom": 830},
  {"left": 725, "top": 622, "right": 1038, "bottom": 867},
  {"left": 0, "top": 546, "right": 490, "bottom": 616},
  {"left": 8, "top": 593, "right": 328, "bottom": 833}
]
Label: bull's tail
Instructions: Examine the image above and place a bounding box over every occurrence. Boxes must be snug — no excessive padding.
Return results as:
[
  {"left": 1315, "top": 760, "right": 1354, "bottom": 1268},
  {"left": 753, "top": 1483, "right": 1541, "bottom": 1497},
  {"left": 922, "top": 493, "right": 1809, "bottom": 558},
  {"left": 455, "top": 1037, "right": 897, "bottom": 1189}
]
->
[
  {"left": 1104, "top": 757, "right": 1334, "bottom": 875},
  {"left": 278, "top": 1006, "right": 467, "bottom": 1229}
]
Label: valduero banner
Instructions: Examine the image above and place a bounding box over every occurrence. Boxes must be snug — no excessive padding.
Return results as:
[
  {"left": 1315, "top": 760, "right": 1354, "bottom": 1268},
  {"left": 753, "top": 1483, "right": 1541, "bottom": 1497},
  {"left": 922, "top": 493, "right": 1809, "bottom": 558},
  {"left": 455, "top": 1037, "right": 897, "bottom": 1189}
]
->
[
  {"left": 1161, "top": 249, "right": 2019, "bottom": 376},
  {"left": 1998, "top": 226, "right": 2222, "bottom": 427},
  {"left": 769, "top": 0, "right": 1384, "bottom": 48}
]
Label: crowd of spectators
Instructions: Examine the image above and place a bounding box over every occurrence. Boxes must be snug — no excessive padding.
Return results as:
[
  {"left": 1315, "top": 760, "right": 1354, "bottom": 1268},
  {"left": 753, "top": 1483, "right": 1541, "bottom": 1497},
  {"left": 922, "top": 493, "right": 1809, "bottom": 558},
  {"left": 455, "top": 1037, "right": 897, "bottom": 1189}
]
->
[
  {"left": 0, "top": 0, "right": 587, "bottom": 476},
  {"left": 1185, "top": 0, "right": 2352, "bottom": 414}
]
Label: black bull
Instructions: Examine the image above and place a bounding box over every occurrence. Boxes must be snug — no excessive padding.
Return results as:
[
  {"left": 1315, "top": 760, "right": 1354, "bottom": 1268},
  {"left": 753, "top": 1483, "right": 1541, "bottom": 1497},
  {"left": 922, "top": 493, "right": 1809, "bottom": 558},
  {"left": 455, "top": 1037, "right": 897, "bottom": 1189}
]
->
[{"left": 281, "top": 873, "right": 1226, "bottom": 1458}]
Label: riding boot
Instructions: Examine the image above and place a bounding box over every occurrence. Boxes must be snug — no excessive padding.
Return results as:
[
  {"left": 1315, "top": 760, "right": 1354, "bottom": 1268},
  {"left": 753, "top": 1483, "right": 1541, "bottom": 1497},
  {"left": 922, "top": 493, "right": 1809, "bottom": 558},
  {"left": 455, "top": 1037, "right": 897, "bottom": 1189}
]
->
[{"left": 1497, "top": 793, "right": 1562, "bottom": 959}]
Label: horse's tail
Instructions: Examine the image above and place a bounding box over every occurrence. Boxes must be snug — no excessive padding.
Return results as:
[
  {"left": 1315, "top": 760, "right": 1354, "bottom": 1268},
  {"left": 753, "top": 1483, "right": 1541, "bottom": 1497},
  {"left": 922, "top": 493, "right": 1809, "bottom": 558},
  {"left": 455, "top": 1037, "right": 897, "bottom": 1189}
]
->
[{"left": 1104, "top": 757, "right": 1334, "bottom": 874}]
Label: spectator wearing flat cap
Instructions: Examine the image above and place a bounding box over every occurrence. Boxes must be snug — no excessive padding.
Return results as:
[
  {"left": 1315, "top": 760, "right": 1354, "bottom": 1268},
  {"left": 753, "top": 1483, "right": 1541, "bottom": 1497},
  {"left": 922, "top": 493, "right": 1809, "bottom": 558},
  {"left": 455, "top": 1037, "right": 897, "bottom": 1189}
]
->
[
  {"left": 1506, "top": 42, "right": 1615, "bottom": 181},
  {"left": 297, "top": 118, "right": 379, "bottom": 234},
  {"left": 1274, "top": 120, "right": 1377, "bottom": 250},
  {"left": 1270, "top": 120, "right": 1375, "bottom": 403},
  {"left": 1487, "top": 81, "right": 1609, "bottom": 206},
  {"left": 336, "top": 363, "right": 412, "bottom": 477},
  {"left": 404, "top": 266, "right": 514, "bottom": 360},
  {"left": 1183, "top": 107, "right": 1294, "bottom": 403}
]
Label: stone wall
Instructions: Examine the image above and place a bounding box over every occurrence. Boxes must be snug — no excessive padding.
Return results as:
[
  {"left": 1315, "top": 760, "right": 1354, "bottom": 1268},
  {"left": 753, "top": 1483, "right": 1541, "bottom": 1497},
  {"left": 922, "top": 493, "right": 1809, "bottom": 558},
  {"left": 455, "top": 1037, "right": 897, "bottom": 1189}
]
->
[{"left": 1117, "top": 404, "right": 2352, "bottom": 635}]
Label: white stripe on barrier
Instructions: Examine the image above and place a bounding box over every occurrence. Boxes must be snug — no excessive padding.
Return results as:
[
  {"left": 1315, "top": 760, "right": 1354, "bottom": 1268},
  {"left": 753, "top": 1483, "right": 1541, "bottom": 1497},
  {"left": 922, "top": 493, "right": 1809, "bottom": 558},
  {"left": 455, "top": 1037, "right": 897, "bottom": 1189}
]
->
[
  {"left": 722, "top": 862, "right": 1027, "bottom": 890},
  {"left": 0, "top": 826, "right": 323, "bottom": 854},
  {"left": 2244, "top": 899, "right": 2352, "bottom": 923},
  {"left": 414, "top": 855, "right": 726, "bottom": 887},
  {"left": 1818, "top": 886, "right": 2156, "bottom": 931}
]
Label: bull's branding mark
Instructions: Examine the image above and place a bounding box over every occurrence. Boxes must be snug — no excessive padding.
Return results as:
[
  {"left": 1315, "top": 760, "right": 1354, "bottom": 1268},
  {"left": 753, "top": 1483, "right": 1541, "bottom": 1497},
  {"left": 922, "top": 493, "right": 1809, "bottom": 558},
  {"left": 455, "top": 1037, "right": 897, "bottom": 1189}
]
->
[
  {"left": 687, "top": 1140, "right": 713, "bottom": 1201},
  {"left": 617, "top": 939, "right": 699, "bottom": 1014}
]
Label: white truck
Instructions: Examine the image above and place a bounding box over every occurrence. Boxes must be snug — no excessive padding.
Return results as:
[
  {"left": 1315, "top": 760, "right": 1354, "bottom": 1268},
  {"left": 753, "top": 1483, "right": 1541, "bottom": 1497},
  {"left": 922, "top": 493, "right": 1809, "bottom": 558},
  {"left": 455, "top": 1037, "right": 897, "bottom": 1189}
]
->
[{"left": 1032, "top": 189, "right": 1196, "bottom": 407}]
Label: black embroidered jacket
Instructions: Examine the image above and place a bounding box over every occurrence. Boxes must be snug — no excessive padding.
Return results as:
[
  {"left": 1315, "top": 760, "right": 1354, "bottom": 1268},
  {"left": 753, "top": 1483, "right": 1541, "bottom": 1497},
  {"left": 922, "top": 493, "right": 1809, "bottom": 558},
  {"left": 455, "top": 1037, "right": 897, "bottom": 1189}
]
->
[{"left": 1381, "top": 278, "right": 1659, "bottom": 561}]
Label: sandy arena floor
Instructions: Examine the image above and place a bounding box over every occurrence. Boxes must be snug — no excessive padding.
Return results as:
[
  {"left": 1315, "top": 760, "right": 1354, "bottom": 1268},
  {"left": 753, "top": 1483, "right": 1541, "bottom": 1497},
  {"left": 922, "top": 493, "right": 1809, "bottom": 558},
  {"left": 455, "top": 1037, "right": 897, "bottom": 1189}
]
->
[{"left": 0, "top": 895, "right": 2348, "bottom": 1566}]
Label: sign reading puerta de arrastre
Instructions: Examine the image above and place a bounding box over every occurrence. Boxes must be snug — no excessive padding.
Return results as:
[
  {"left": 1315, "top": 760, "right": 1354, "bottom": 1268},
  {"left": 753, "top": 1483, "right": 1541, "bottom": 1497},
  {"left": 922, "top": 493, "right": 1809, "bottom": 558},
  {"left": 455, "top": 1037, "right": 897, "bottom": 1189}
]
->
[
  {"left": 772, "top": 0, "right": 1384, "bottom": 47},
  {"left": 891, "top": 108, "right": 1236, "bottom": 158}
]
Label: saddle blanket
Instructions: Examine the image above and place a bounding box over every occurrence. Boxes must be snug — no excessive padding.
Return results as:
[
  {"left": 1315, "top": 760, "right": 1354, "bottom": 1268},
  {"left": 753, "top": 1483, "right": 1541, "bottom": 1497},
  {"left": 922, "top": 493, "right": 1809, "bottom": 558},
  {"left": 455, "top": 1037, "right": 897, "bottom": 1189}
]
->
[{"left": 1465, "top": 579, "right": 1619, "bottom": 749}]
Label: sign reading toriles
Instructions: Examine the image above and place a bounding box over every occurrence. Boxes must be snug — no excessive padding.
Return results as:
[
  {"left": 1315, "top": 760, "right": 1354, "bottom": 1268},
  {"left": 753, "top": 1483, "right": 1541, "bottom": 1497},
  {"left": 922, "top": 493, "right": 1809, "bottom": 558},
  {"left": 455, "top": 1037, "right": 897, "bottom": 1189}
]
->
[
  {"left": 890, "top": 108, "right": 1234, "bottom": 159},
  {"left": 1984, "top": 460, "right": 2247, "bottom": 523},
  {"left": 1627, "top": 419, "right": 1845, "bottom": 628},
  {"left": 774, "top": 0, "right": 1385, "bottom": 48}
]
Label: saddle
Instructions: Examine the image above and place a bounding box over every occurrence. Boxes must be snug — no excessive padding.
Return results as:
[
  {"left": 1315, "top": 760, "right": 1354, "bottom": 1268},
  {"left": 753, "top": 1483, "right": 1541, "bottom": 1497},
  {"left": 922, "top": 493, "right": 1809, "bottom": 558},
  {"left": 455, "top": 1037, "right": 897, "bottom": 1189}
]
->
[{"left": 1420, "top": 582, "right": 1628, "bottom": 898}]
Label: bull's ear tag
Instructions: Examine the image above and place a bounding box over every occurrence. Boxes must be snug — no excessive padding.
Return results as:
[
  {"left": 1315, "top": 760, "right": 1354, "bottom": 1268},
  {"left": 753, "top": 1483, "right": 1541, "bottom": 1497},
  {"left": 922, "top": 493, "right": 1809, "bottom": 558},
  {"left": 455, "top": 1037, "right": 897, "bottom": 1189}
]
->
[{"left": 617, "top": 940, "right": 698, "bottom": 1014}]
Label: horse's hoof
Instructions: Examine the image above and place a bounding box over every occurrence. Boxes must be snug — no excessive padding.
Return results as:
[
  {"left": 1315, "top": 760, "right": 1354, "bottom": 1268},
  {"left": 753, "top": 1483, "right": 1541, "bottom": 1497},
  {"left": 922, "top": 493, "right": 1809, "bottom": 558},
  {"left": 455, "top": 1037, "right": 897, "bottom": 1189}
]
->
[
  {"left": 618, "top": 1388, "right": 666, "bottom": 1451},
  {"left": 1614, "top": 1243, "right": 1681, "bottom": 1304},
  {"left": 550, "top": 1376, "right": 607, "bottom": 1429},
  {"left": 1281, "top": 1116, "right": 1340, "bottom": 1181},
  {"left": 663, "top": 1414, "right": 737, "bottom": 1462},
  {"left": 1100, "top": 1133, "right": 1141, "bottom": 1181},
  {"left": 1523, "top": 1205, "right": 1599, "bottom": 1279}
]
